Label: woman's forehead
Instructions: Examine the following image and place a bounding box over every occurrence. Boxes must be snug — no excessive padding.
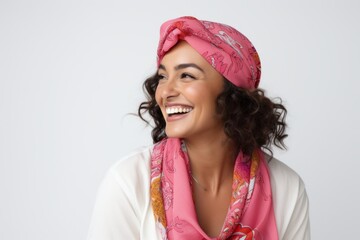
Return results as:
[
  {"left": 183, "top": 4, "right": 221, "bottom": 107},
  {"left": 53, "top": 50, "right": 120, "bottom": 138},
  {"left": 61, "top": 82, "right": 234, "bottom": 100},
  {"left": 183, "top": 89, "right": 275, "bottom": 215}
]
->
[{"left": 159, "top": 42, "right": 212, "bottom": 70}]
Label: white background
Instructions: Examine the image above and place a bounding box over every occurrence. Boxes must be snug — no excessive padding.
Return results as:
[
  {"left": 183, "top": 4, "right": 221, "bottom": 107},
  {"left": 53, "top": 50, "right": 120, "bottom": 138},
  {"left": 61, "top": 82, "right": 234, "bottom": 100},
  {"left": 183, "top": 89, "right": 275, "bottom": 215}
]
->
[{"left": 1, "top": 0, "right": 359, "bottom": 239}]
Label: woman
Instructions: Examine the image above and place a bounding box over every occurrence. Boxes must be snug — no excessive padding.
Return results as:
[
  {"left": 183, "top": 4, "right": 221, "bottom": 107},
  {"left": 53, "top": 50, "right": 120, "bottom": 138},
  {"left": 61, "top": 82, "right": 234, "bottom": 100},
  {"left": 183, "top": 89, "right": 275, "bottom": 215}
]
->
[{"left": 87, "top": 16, "right": 310, "bottom": 240}]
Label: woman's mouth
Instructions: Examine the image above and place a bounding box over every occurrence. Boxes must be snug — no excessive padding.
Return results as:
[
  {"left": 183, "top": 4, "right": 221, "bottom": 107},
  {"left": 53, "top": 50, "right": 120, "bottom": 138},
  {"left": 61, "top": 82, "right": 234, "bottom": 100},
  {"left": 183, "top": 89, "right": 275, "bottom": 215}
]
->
[{"left": 165, "top": 106, "right": 193, "bottom": 117}]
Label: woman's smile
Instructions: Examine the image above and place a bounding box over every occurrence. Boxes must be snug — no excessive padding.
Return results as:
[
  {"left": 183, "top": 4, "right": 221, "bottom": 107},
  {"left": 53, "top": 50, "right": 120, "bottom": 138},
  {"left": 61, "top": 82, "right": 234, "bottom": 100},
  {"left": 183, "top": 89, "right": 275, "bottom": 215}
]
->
[{"left": 165, "top": 105, "right": 193, "bottom": 121}]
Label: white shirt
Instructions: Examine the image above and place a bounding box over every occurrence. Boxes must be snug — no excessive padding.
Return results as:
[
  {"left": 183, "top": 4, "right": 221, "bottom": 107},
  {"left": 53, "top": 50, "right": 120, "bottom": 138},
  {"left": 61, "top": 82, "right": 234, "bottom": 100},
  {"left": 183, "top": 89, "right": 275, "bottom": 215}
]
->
[{"left": 87, "top": 146, "right": 310, "bottom": 240}]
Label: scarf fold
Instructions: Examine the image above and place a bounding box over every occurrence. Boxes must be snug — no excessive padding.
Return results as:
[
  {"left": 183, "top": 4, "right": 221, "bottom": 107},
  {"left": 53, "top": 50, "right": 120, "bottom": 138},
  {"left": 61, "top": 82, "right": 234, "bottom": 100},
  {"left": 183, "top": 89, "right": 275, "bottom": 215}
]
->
[{"left": 150, "top": 138, "right": 278, "bottom": 240}]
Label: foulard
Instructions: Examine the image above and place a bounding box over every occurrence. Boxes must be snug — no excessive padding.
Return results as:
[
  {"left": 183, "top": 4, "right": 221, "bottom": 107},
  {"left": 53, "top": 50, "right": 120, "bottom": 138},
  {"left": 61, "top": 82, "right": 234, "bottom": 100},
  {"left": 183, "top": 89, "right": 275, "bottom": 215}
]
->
[
  {"left": 157, "top": 16, "right": 261, "bottom": 89},
  {"left": 150, "top": 138, "right": 278, "bottom": 239}
]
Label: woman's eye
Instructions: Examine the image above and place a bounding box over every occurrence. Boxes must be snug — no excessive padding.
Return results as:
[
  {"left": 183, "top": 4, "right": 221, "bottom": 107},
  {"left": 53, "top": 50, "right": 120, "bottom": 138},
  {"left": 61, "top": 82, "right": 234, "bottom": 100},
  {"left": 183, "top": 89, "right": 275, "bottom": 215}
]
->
[
  {"left": 157, "top": 74, "right": 166, "bottom": 80},
  {"left": 180, "top": 73, "right": 195, "bottom": 79}
]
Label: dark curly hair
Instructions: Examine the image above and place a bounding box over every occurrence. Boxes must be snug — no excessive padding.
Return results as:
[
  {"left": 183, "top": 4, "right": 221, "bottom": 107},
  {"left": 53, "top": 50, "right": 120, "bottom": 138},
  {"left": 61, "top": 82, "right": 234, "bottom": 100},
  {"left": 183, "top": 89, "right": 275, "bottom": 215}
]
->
[{"left": 138, "top": 73, "right": 288, "bottom": 156}]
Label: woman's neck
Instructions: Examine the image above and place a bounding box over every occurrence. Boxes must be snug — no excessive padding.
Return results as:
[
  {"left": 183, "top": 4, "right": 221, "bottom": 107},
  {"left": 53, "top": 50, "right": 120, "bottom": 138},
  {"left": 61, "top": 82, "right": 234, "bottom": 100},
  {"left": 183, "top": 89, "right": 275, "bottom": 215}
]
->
[{"left": 184, "top": 136, "right": 236, "bottom": 195}]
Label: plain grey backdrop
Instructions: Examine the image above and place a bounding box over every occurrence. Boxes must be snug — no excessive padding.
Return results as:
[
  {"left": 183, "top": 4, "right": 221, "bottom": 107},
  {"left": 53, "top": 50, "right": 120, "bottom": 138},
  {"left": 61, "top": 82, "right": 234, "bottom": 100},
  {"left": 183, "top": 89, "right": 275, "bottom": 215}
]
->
[{"left": 1, "top": 0, "right": 359, "bottom": 239}]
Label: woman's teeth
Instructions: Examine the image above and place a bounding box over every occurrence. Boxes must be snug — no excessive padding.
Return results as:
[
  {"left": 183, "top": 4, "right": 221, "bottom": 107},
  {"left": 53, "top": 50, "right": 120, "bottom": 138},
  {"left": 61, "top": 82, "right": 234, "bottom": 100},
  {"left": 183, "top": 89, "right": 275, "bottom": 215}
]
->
[{"left": 166, "top": 107, "right": 193, "bottom": 115}]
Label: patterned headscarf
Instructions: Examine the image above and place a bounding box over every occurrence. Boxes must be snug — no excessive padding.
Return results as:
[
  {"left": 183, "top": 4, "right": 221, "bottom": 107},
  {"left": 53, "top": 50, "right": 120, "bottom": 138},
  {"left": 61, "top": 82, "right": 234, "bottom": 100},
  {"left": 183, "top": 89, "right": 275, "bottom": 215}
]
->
[{"left": 157, "top": 16, "right": 261, "bottom": 89}]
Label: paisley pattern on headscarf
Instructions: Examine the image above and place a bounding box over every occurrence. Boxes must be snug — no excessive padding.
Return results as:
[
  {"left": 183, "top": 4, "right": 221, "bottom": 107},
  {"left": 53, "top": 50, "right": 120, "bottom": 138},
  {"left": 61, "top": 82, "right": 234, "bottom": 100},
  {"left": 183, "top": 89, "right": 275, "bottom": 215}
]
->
[{"left": 157, "top": 16, "right": 261, "bottom": 89}]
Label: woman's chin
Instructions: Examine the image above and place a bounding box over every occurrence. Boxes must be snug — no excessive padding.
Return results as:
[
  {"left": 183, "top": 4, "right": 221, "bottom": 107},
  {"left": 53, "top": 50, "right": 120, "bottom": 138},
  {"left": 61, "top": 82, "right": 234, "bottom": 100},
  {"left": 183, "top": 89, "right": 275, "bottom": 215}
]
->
[{"left": 164, "top": 128, "right": 188, "bottom": 139}]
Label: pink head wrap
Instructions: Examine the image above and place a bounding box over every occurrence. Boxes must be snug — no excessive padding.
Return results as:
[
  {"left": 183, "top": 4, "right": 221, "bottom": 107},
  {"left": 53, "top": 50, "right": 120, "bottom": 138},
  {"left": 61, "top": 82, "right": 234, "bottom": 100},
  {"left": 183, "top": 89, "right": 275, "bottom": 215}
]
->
[{"left": 157, "top": 16, "right": 261, "bottom": 89}]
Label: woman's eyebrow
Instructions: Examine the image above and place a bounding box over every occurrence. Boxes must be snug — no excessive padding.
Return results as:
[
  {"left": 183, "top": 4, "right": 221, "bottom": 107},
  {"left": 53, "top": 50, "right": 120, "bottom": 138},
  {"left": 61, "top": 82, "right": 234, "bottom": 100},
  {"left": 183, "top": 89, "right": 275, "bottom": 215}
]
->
[
  {"left": 158, "top": 63, "right": 204, "bottom": 73},
  {"left": 158, "top": 64, "right": 166, "bottom": 71},
  {"left": 175, "top": 63, "right": 204, "bottom": 73}
]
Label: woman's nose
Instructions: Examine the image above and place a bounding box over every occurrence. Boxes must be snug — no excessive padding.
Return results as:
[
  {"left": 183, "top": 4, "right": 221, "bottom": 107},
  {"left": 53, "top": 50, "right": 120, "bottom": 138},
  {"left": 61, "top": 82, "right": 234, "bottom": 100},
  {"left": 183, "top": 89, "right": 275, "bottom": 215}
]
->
[{"left": 158, "top": 77, "right": 179, "bottom": 99}]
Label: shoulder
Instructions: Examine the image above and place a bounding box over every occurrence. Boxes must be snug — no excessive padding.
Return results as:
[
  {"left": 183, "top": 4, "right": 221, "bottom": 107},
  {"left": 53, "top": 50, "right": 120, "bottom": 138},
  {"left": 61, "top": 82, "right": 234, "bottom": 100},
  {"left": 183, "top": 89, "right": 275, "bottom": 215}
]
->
[
  {"left": 104, "top": 146, "right": 153, "bottom": 205},
  {"left": 98, "top": 145, "right": 154, "bottom": 215},
  {"left": 265, "top": 154, "right": 311, "bottom": 239},
  {"left": 267, "top": 156, "right": 306, "bottom": 192},
  {"left": 108, "top": 146, "right": 152, "bottom": 185},
  {"left": 263, "top": 152, "right": 306, "bottom": 195},
  {"left": 87, "top": 146, "right": 154, "bottom": 240}
]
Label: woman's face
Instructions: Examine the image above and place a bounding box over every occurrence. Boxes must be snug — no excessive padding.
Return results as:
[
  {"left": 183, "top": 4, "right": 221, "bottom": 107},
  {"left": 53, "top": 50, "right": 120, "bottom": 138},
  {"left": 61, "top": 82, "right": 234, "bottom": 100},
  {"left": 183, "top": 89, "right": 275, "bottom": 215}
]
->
[{"left": 155, "top": 41, "right": 225, "bottom": 141}]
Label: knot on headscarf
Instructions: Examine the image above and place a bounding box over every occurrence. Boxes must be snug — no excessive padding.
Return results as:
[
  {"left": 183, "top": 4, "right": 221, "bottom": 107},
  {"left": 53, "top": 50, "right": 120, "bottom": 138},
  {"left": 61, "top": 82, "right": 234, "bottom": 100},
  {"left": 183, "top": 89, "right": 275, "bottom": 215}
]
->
[{"left": 157, "top": 16, "right": 261, "bottom": 89}]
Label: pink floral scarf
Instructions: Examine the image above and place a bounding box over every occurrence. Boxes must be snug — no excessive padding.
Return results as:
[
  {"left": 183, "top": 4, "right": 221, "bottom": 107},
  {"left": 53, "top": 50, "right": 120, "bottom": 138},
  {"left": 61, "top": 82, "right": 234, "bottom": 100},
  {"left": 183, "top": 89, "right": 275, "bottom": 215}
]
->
[
  {"left": 150, "top": 138, "right": 278, "bottom": 239},
  {"left": 157, "top": 16, "right": 261, "bottom": 89}
]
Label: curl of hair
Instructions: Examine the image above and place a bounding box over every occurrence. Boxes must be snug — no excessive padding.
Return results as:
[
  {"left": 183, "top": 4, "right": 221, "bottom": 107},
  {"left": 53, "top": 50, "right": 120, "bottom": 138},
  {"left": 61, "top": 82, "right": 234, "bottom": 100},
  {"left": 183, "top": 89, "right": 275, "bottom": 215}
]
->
[
  {"left": 138, "top": 73, "right": 166, "bottom": 143},
  {"left": 217, "top": 80, "right": 287, "bottom": 156},
  {"left": 138, "top": 73, "right": 288, "bottom": 156}
]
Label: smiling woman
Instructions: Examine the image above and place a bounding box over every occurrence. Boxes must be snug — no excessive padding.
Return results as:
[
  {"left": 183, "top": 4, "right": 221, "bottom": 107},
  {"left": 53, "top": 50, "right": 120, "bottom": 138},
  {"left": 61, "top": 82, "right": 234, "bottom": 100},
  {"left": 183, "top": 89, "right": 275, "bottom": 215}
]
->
[{"left": 87, "top": 16, "right": 311, "bottom": 240}]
